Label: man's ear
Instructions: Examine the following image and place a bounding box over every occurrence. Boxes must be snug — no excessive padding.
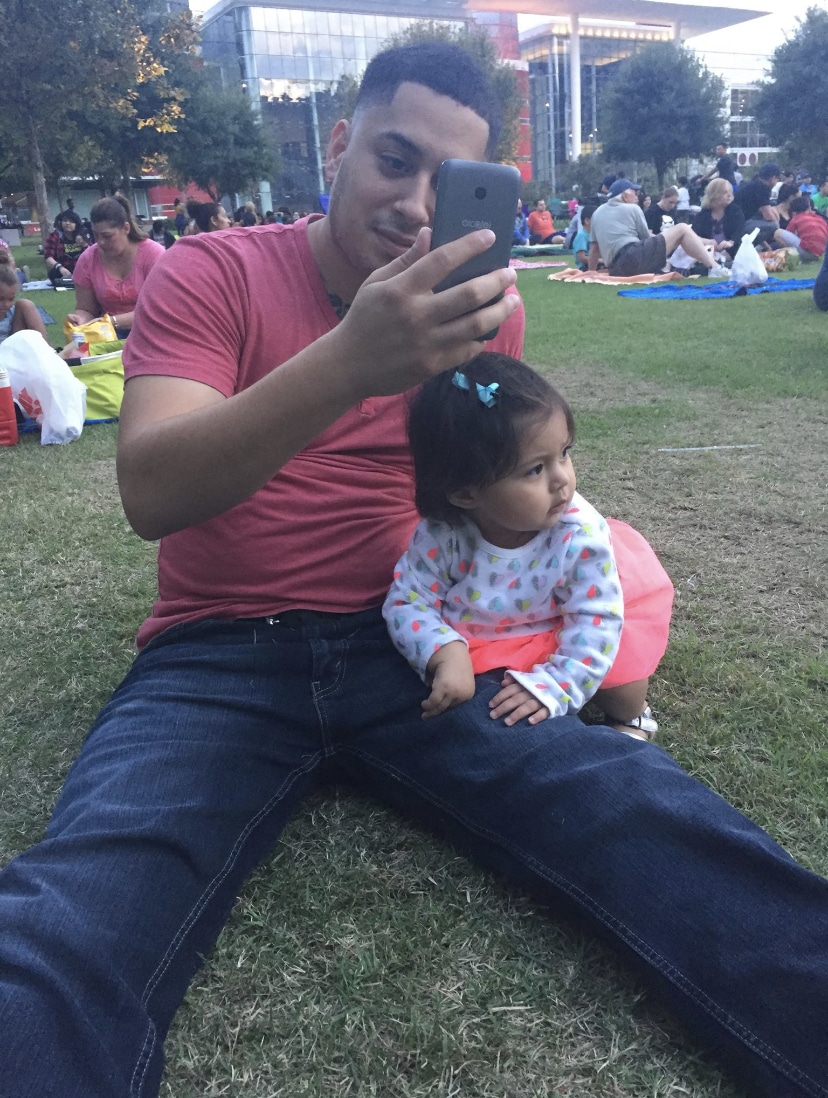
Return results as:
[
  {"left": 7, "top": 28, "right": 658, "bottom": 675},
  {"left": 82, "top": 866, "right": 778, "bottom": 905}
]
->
[
  {"left": 324, "top": 119, "right": 351, "bottom": 185},
  {"left": 447, "top": 488, "right": 480, "bottom": 512}
]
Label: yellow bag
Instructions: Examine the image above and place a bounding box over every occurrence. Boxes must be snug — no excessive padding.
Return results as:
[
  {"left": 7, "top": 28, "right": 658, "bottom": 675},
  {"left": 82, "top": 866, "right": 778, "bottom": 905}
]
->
[
  {"left": 69, "top": 352, "right": 124, "bottom": 420},
  {"left": 63, "top": 314, "right": 118, "bottom": 343}
]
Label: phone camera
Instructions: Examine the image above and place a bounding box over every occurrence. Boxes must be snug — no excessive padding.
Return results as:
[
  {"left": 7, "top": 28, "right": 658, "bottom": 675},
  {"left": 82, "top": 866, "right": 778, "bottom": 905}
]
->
[{"left": 474, "top": 186, "right": 487, "bottom": 199}]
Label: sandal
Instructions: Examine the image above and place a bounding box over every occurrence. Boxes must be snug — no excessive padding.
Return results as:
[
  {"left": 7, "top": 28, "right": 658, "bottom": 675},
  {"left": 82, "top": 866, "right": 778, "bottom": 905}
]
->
[{"left": 608, "top": 705, "right": 658, "bottom": 742}]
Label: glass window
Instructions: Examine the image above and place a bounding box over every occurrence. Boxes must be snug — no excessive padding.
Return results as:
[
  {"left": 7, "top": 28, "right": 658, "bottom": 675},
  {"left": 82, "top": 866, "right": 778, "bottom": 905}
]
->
[{"left": 249, "top": 6, "right": 265, "bottom": 30}]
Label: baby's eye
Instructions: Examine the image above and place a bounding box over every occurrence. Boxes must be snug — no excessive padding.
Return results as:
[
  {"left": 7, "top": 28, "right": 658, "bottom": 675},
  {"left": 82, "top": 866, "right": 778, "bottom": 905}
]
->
[
  {"left": 526, "top": 463, "right": 544, "bottom": 478},
  {"left": 562, "top": 446, "right": 573, "bottom": 461}
]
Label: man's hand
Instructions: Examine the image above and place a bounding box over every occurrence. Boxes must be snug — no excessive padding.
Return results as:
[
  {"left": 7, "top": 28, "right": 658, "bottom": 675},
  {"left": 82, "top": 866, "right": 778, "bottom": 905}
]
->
[
  {"left": 489, "top": 673, "right": 550, "bottom": 727},
  {"left": 333, "top": 228, "right": 520, "bottom": 399},
  {"left": 587, "top": 241, "right": 602, "bottom": 272},
  {"left": 422, "top": 641, "right": 476, "bottom": 719}
]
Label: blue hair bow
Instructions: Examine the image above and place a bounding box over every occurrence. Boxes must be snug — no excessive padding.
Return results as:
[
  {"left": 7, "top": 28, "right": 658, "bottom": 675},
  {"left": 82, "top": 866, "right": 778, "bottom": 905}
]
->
[{"left": 452, "top": 370, "right": 499, "bottom": 408}]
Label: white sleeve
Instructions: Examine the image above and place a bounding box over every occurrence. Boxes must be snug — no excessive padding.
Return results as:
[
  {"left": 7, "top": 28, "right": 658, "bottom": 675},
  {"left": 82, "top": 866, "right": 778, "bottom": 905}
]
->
[
  {"left": 508, "top": 519, "right": 623, "bottom": 717},
  {"left": 382, "top": 522, "right": 467, "bottom": 681}
]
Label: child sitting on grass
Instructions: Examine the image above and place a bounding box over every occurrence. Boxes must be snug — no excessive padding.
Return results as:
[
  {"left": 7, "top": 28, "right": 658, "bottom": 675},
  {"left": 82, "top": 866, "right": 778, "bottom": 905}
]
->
[
  {"left": 383, "top": 353, "right": 673, "bottom": 738},
  {"left": 0, "top": 250, "right": 48, "bottom": 348},
  {"left": 572, "top": 207, "right": 597, "bottom": 270}
]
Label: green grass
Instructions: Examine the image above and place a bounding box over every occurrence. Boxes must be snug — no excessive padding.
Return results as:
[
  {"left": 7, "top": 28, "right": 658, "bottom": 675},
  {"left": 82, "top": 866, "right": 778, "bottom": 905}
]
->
[{"left": 1, "top": 250, "right": 826, "bottom": 1096}]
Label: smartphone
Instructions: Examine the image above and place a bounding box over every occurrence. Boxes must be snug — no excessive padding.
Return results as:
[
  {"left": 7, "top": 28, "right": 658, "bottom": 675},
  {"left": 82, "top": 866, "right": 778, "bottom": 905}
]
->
[{"left": 430, "top": 159, "right": 521, "bottom": 337}]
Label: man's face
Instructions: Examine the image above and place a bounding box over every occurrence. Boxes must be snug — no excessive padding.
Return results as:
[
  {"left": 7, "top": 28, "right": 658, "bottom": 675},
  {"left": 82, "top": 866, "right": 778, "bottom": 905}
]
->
[
  {"left": 536, "top": 200, "right": 547, "bottom": 212},
  {"left": 321, "top": 82, "right": 490, "bottom": 291},
  {"left": 620, "top": 188, "right": 639, "bottom": 204},
  {"left": 716, "top": 145, "right": 727, "bottom": 157}
]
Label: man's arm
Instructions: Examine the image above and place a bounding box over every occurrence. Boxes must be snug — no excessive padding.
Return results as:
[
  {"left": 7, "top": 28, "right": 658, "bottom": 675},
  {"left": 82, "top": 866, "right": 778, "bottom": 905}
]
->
[
  {"left": 758, "top": 203, "right": 779, "bottom": 222},
  {"left": 117, "top": 228, "right": 520, "bottom": 541}
]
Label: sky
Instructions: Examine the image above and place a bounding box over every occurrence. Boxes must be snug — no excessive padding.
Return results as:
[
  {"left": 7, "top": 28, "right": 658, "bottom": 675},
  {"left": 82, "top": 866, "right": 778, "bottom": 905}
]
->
[{"left": 187, "top": 0, "right": 817, "bottom": 84}]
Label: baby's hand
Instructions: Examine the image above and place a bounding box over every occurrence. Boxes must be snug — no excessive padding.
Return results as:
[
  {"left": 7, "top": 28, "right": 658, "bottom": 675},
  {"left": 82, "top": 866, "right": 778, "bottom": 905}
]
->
[
  {"left": 489, "top": 673, "right": 550, "bottom": 726},
  {"left": 422, "top": 641, "right": 475, "bottom": 719}
]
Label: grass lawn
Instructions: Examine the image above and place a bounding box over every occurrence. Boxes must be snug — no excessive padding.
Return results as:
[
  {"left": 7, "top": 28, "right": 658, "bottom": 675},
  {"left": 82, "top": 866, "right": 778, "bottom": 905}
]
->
[{"left": 2, "top": 241, "right": 826, "bottom": 1096}]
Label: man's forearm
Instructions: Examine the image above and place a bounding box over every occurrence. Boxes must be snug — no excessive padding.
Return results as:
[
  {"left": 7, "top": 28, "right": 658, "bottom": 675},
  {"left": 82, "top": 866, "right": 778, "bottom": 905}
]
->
[{"left": 587, "top": 242, "right": 601, "bottom": 271}]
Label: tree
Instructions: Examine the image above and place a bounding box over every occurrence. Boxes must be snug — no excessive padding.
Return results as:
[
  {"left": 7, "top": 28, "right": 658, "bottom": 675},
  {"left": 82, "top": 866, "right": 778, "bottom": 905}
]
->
[
  {"left": 756, "top": 7, "right": 828, "bottom": 178},
  {"left": 380, "top": 21, "right": 522, "bottom": 166},
  {"left": 0, "top": 0, "right": 141, "bottom": 241},
  {"left": 166, "top": 84, "right": 276, "bottom": 202},
  {"left": 600, "top": 43, "right": 725, "bottom": 189}
]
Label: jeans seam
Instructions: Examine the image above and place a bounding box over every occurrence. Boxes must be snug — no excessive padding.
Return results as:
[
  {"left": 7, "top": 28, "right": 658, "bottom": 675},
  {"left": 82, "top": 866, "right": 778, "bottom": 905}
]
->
[
  {"left": 129, "top": 752, "right": 323, "bottom": 1097},
  {"left": 343, "top": 745, "right": 825, "bottom": 1098},
  {"left": 311, "top": 641, "right": 348, "bottom": 757}
]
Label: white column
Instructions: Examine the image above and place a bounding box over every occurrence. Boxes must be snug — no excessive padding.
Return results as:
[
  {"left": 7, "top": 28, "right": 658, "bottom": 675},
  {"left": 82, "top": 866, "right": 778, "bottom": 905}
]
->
[{"left": 569, "top": 12, "right": 581, "bottom": 161}]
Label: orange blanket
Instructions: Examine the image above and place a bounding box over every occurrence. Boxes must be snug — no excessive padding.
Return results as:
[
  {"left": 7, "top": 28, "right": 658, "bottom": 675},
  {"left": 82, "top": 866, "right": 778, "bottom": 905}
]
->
[{"left": 547, "top": 269, "right": 698, "bottom": 286}]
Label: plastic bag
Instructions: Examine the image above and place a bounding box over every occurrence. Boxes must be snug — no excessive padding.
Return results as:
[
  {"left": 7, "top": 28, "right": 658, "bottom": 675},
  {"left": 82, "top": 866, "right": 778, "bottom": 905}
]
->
[
  {"left": 62, "top": 314, "right": 118, "bottom": 344},
  {"left": 730, "top": 230, "right": 768, "bottom": 288},
  {"left": 0, "top": 330, "right": 86, "bottom": 444}
]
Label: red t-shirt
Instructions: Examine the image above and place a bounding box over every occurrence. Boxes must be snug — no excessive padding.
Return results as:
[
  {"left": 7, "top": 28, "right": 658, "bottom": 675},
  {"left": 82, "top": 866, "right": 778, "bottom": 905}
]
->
[
  {"left": 123, "top": 220, "right": 525, "bottom": 647},
  {"left": 787, "top": 211, "right": 828, "bottom": 257}
]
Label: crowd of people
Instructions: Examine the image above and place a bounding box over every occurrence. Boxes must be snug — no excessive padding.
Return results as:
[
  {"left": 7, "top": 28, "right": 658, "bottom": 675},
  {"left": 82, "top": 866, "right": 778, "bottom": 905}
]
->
[{"left": 1, "top": 47, "right": 827, "bottom": 1097}]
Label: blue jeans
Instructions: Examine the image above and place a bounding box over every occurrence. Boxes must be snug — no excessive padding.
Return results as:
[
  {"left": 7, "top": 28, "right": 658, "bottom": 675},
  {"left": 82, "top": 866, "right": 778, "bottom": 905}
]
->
[{"left": 1, "top": 611, "right": 826, "bottom": 1097}]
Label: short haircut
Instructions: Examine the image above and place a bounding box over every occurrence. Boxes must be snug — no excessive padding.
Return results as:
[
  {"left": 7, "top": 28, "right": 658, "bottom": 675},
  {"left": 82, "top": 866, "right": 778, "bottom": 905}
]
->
[
  {"left": 580, "top": 205, "right": 597, "bottom": 225},
  {"left": 408, "top": 353, "right": 575, "bottom": 525},
  {"left": 90, "top": 196, "right": 147, "bottom": 243},
  {"left": 354, "top": 43, "right": 503, "bottom": 159},
  {"left": 662, "top": 186, "right": 679, "bottom": 200},
  {"left": 758, "top": 163, "right": 780, "bottom": 180},
  {"left": 789, "top": 195, "right": 811, "bottom": 215}
]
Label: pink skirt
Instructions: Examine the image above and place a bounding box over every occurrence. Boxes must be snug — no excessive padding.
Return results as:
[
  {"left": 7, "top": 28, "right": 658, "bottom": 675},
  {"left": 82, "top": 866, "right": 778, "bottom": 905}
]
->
[{"left": 468, "top": 519, "right": 673, "bottom": 688}]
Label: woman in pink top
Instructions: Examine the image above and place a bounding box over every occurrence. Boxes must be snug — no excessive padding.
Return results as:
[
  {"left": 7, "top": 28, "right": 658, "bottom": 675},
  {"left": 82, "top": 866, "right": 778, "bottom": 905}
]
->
[{"left": 68, "top": 196, "right": 164, "bottom": 337}]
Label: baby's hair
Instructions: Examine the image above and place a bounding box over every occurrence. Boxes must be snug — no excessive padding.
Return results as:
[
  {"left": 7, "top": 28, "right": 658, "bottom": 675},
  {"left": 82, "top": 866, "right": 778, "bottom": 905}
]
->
[
  {"left": 409, "top": 353, "right": 575, "bottom": 524},
  {"left": 0, "top": 248, "right": 18, "bottom": 289}
]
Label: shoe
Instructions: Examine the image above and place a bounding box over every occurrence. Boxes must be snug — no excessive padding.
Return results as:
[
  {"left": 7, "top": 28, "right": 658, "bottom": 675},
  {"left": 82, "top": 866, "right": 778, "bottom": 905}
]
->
[
  {"left": 707, "top": 263, "right": 730, "bottom": 278},
  {"left": 611, "top": 705, "right": 658, "bottom": 742}
]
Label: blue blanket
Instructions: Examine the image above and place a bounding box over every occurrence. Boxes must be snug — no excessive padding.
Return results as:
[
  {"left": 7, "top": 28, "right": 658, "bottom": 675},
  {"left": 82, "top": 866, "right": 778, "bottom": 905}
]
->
[
  {"left": 35, "top": 305, "right": 56, "bottom": 325},
  {"left": 618, "top": 277, "right": 816, "bottom": 300}
]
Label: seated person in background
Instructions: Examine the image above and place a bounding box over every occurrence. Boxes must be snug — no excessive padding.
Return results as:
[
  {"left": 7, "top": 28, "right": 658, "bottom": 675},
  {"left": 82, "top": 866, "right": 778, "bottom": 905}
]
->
[
  {"left": 44, "top": 214, "right": 89, "bottom": 284},
  {"left": 571, "top": 206, "right": 596, "bottom": 270},
  {"left": 186, "top": 200, "right": 232, "bottom": 235},
  {"left": 774, "top": 183, "right": 802, "bottom": 230},
  {"left": 149, "top": 220, "right": 177, "bottom": 249},
  {"left": 734, "top": 163, "right": 781, "bottom": 245},
  {"left": 0, "top": 251, "right": 48, "bottom": 346},
  {"left": 512, "top": 198, "right": 528, "bottom": 246},
  {"left": 798, "top": 172, "right": 817, "bottom": 198},
  {"left": 527, "top": 199, "right": 564, "bottom": 245},
  {"left": 589, "top": 179, "right": 721, "bottom": 277},
  {"left": 67, "top": 196, "right": 165, "bottom": 339},
  {"left": 776, "top": 195, "right": 828, "bottom": 262},
  {"left": 638, "top": 191, "right": 652, "bottom": 214},
  {"left": 691, "top": 179, "right": 745, "bottom": 263},
  {"left": 811, "top": 180, "right": 828, "bottom": 217},
  {"left": 644, "top": 186, "right": 679, "bottom": 234}
]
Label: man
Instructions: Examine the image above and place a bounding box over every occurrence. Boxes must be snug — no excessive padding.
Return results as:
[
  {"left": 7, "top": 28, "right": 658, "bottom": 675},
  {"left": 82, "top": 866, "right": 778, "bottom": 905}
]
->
[
  {"left": 734, "top": 162, "right": 781, "bottom": 244},
  {"left": 702, "top": 141, "right": 736, "bottom": 186},
  {"left": 1, "top": 43, "right": 827, "bottom": 1098},
  {"left": 526, "top": 198, "right": 564, "bottom": 245},
  {"left": 644, "top": 185, "right": 679, "bottom": 234},
  {"left": 588, "top": 178, "right": 722, "bottom": 276}
]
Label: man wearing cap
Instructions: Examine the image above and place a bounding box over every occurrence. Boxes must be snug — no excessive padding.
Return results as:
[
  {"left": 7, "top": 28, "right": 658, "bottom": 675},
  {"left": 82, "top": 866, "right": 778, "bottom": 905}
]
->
[
  {"left": 588, "top": 178, "right": 720, "bottom": 277},
  {"left": 734, "top": 163, "right": 782, "bottom": 244}
]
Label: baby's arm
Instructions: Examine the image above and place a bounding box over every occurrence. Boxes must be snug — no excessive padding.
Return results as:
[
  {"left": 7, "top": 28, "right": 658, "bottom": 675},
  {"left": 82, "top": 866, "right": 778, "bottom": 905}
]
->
[
  {"left": 383, "top": 522, "right": 474, "bottom": 717},
  {"left": 504, "top": 520, "right": 623, "bottom": 719}
]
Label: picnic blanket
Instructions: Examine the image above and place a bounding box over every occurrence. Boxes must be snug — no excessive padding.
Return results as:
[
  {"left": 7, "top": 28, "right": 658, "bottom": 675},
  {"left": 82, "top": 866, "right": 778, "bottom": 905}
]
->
[
  {"left": 510, "top": 258, "right": 568, "bottom": 270},
  {"left": 21, "top": 280, "right": 54, "bottom": 291},
  {"left": 35, "top": 305, "right": 56, "bottom": 325},
  {"left": 617, "top": 276, "right": 817, "bottom": 300},
  {"left": 547, "top": 269, "right": 695, "bottom": 286}
]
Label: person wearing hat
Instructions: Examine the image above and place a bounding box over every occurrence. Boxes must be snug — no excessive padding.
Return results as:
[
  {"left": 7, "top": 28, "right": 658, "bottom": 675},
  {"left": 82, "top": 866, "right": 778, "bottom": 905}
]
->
[
  {"left": 733, "top": 163, "right": 782, "bottom": 244},
  {"left": 587, "top": 178, "right": 723, "bottom": 277}
]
